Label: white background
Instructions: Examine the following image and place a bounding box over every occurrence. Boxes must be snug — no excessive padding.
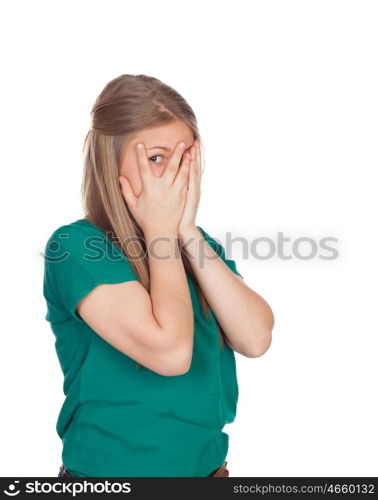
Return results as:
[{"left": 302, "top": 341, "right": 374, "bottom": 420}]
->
[{"left": 0, "top": 0, "right": 377, "bottom": 477}]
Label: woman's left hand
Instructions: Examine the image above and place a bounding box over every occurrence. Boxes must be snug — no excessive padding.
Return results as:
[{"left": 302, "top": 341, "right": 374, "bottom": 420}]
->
[{"left": 178, "top": 139, "right": 202, "bottom": 237}]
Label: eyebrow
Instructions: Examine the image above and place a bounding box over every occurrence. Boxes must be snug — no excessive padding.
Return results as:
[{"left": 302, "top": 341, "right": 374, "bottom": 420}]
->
[{"left": 148, "top": 145, "right": 191, "bottom": 151}]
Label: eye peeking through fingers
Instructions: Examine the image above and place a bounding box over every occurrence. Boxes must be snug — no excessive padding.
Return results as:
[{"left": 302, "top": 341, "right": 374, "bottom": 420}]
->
[{"left": 148, "top": 154, "right": 164, "bottom": 164}]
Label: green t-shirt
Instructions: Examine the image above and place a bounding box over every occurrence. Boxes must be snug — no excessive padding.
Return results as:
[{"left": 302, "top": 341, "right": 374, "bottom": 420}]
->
[{"left": 43, "top": 218, "right": 243, "bottom": 477}]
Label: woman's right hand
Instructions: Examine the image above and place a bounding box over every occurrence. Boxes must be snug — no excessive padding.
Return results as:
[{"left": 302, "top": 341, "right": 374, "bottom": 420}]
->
[{"left": 118, "top": 141, "right": 192, "bottom": 236}]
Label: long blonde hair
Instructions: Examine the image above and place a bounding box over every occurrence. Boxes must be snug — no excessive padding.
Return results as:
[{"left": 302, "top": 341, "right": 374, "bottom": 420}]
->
[{"left": 81, "top": 74, "right": 226, "bottom": 369}]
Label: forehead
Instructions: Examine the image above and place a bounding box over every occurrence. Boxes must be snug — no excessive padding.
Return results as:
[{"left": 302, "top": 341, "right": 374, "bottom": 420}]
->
[{"left": 130, "top": 120, "right": 194, "bottom": 149}]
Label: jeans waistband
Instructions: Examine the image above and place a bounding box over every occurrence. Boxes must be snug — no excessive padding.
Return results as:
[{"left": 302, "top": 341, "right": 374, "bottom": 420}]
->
[{"left": 58, "top": 460, "right": 229, "bottom": 478}]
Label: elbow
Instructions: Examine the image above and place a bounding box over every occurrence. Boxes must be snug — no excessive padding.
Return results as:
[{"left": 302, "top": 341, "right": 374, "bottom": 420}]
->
[
  {"left": 164, "top": 362, "right": 191, "bottom": 377},
  {"left": 159, "top": 360, "right": 192, "bottom": 377},
  {"left": 243, "top": 307, "right": 274, "bottom": 358},
  {"left": 243, "top": 328, "right": 273, "bottom": 358},
  {"left": 157, "top": 343, "right": 194, "bottom": 377}
]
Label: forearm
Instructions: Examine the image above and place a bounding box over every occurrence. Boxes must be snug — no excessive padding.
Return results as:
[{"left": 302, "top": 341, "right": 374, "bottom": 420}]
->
[
  {"left": 144, "top": 229, "right": 194, "bottom": 350},
  {"left": 179, "top": 227, "right": 274, "bottom": 357}
]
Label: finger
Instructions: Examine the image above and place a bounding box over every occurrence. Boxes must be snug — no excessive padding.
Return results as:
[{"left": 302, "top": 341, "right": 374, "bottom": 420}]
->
[
  {"left": 189, "top": 142, "right": 200, "bottom": 184},
  {"left": 163, "top": 141, "right": 186, "bottom": 185},
  {"left": 173, "top": 151, "right": 191, "bottom": 190},
  {"left": 189, "top": 144, "right": 196, "bottom": 162},
  {"left": 183, "top": 144, "right": 196, "bottom": 187},
  {"left": 195, "top": 141, "right": 201, "bottom": 172},
  {"left": 135, "top": 142, "right": 154, "bottom": 187},
  {"left": 196, "top": 141, "right": 203, "bottom": 180},
  {"left": 187, "top": 156, "right": 196, "bottom": 195},
  {"left": 119, "top": 175, "right": 137, "bottom": 209}
]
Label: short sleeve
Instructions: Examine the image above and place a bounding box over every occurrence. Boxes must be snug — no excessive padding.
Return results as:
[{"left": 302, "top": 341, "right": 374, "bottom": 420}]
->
[
  {"left": 43, "top": 225, "right": 139, "bottom": 322},
  {"left": 196, "top": 225, "right": 244, "bottom": 279}
]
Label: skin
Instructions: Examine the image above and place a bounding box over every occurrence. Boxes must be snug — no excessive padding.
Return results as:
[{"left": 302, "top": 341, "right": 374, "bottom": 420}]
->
[
  {"left": 76, "top": 118, "right": 273, "bottom": 376},
  {"left": 119, "top": 119, "right": 200, "bottom": 236},
  {"left": 117, "top": 119, "right": 274, "bottom": 358},
  {"left": 119, "top": 120, "right": 195, "bottom": 196}
]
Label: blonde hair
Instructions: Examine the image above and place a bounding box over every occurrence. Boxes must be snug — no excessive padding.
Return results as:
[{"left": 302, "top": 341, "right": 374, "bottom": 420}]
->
[{"left": 81, "top": 74, "right": 226, "bottom": 369}]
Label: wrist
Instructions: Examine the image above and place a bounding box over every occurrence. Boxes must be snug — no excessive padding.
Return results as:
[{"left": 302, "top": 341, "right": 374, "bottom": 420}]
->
[
  {"left": 143, "top": 226, "right": 179, "bottom": 241},
  {"left": 178, "top": 226, "right": 203, "bottom": 243}
]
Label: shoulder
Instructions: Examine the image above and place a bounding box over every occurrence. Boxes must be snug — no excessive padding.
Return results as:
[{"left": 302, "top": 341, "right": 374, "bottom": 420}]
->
[
  {"left": 196, "top": 225, "right": 218, "bottom": 241},
  {"left": 45, "top": 219, "right": 109, "bottom": 256},
  {"left": 196, "top": 225, "right": 224, "bottom": 252},
  {"left": 196, "top": 225, "right": 212, "bottom": 242},
  {"left": 44, "top": 219, "right": 120, "bottom": 272},
  {"left": 44, "top": 219, "right": 137, "bottom": 277},
  {"left": 47, "top": 219, "right": 100, "bottom": 242}
]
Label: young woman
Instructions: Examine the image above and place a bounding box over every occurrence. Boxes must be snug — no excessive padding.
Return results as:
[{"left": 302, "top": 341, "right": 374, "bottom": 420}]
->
[{"left": 43, "top": 74, "right": 274, "bottom": 477}]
